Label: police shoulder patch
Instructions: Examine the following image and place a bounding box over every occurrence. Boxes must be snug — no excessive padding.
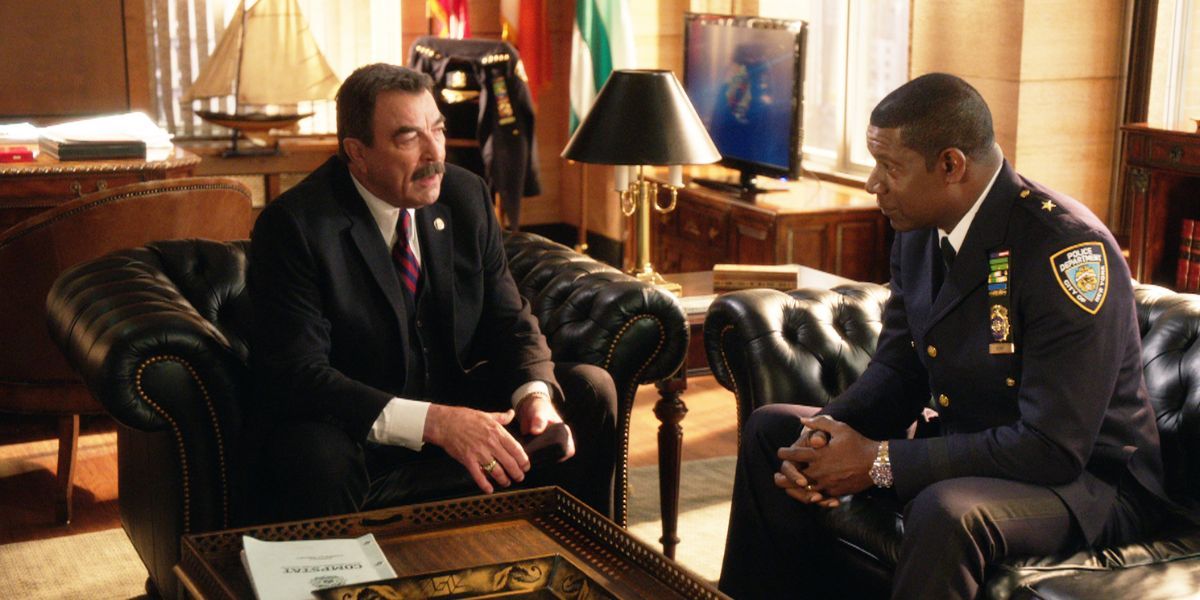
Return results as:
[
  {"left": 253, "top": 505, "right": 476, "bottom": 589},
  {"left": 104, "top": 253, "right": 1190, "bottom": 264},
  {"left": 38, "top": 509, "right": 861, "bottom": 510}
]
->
[{"left": 1049, "top": 242, "right": 1108, "bottom": 314}]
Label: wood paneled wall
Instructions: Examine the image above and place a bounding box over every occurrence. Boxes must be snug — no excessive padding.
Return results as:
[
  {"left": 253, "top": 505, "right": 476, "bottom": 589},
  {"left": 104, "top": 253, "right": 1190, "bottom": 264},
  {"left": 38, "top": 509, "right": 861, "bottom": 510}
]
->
[
  {"left": 912, "top": 0, "right": 1127, "bottom": 221},
  {"left": 403, "top": 0, "right": 1129, "bottom": 237},
  {"left": 0, "top": 0, "right": 149, "bottom": 121}
]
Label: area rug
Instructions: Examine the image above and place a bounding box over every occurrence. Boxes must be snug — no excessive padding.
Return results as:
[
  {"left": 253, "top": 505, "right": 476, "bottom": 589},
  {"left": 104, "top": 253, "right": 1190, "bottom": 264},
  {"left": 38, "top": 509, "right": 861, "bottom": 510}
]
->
[
  {"left": 626, "top": 455, "right": 736, "bottom": 583},
  {"left": 0, "top": 528, "right": 145, "bottom": 599}
]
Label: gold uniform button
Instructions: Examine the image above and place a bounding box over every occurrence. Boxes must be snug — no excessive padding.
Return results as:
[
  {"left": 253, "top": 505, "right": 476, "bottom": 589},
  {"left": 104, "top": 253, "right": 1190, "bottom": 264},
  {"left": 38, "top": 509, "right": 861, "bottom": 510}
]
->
[
  {"left": 938, "top": 394, "right": 950, "bottom": 407},
  {"left": 1020, "top": 189, "right": 1031, "bottom": 198},
  {"left": 926, "top": 345, "right": 937, "bottom": 358},
  {"left": 1005, "top": 377, "right": 1016, "bottom": 387}
]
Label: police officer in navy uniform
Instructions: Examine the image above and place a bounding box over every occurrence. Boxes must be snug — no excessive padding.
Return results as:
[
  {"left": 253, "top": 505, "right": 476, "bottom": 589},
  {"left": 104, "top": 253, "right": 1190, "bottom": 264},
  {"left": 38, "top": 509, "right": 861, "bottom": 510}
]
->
[{"left": 718, "top": 73, "right": 1177, "bottom": 599}]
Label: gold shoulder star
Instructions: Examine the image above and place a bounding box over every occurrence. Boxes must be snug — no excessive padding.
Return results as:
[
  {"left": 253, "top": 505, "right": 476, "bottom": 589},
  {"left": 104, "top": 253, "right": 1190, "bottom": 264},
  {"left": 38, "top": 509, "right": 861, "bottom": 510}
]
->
[{"left": 1041, "top": 199, "right": 1056, "bottom": 212}]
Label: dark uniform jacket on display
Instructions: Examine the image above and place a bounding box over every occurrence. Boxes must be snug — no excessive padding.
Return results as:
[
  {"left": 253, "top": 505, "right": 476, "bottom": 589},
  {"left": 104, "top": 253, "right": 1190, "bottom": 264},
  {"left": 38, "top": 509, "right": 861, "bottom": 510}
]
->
[
  {"left": 409, "top": 36, "right": 540, "bottom": 228},
  {"left": 821, "top": 160, "right": 1171, "bottom": 544},
  {"left": 248, "top": 157, "right": 558, "bottom": 441}
]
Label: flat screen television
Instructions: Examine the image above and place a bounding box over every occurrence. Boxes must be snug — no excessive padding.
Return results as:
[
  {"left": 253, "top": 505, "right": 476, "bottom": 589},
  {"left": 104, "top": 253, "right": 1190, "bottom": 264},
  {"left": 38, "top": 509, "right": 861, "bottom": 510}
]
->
[{"left": 682, "top": 13, "right": 807, "bottom": 195}]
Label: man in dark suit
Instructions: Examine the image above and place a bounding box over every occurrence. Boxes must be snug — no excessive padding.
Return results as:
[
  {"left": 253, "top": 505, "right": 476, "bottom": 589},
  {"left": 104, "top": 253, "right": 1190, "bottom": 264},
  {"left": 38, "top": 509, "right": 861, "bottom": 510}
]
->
[
  {"left": 719, "top": 73, "right": 1175, "bottom": 598},
  {"left": 248, "top": 63, "right": 617, "bottom": 521}
]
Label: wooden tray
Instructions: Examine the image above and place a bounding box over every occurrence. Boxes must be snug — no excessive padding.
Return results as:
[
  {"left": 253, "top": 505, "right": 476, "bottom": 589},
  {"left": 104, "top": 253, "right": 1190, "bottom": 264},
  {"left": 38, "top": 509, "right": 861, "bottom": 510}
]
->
[{"left": 175, "top": 487, "right": 726, "bottom": 599}]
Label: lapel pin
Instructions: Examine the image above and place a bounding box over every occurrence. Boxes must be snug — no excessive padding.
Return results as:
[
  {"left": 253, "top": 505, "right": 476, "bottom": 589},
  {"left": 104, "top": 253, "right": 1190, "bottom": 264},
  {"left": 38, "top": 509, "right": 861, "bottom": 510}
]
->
[{"left": 434, "top": 217, "right": 445, "bottom": 231}]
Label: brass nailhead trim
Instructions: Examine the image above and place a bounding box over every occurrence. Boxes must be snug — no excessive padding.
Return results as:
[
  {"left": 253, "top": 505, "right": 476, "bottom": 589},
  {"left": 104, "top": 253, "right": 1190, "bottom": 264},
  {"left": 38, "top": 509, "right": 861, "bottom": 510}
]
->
[
  {"left": 135, "top": 355, "right": 231, "bottom": 533},
  {"left": 0, "top": 182, "right": 250, "bottom": 250},
  {"left": 717, "top": 324, "right": 744, "bottom": 449},
  {"left": 0, "top": 154, "right": 199, "bottom": 176},
  {"left": 603, "top": 313, "right": 665, "bottom": 528}
]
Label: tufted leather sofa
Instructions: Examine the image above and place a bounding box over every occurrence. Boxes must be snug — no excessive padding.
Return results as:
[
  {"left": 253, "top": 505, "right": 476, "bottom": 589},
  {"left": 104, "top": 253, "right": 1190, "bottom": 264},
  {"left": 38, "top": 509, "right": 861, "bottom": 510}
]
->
[
  {"left": 47, "top": 231, "right": 687, "bottom": 598},
  {"left": 705, "top": 282, "right": 1200, "bottom": 598}
]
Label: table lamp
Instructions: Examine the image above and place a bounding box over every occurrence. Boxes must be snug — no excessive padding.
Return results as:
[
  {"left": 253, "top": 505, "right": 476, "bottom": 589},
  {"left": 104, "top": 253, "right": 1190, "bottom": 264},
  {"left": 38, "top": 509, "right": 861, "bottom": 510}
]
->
[{"left": 562, "top": 69, "right": 720, "bottom": 293}]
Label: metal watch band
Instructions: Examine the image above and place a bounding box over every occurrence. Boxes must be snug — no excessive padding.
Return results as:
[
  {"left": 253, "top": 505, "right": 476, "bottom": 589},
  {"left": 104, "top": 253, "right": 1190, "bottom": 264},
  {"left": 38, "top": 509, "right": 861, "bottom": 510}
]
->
[{"left": 869, "top": 440, "right": 893, "bottom": 488}]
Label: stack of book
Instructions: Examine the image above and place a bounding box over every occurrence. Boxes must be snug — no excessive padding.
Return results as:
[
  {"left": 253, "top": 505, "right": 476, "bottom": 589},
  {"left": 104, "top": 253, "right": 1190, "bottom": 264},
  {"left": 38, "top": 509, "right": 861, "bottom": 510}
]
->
[
  {"left": 1178, "top": 218, "right": 1200, "bottom": 292},
  {"left": 38, "top": 112, "right": 174, "bottom": 161},
  {"left": 0, "top": 122, "right": 39, "bottom": 162},
  {"left": 713, "top": 263, "right": 803, "bottom": 292}
]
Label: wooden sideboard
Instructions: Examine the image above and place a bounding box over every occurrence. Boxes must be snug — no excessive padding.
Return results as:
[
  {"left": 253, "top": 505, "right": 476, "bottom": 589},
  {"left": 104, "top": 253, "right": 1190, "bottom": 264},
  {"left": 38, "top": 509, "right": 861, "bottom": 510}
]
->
[
  {"left": 652, "top": 176, "right": 891, "bottom": 282},
  {"left": 0, "top": 148, "right": 200, "bottom": 232},
  {"left": 185, "top": 136, "right": 339, "bottom": 214},
  {"left": 1120, "top": 124, "right": 1200, "bottom": 286}
]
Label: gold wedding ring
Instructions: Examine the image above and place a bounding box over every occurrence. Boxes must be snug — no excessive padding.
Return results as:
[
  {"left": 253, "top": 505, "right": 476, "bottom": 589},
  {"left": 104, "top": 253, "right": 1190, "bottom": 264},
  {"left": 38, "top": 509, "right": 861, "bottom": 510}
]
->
[
  {"left": 481, "top": 458, "right": 499, "bottom": 472},
  {"left": 804, "top": 483, "right": 813, "bottom": 491}
]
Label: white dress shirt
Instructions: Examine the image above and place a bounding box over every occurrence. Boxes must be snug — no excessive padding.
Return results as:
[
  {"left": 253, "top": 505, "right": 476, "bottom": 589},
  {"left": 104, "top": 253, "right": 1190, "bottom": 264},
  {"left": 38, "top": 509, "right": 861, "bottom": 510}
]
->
[
  {"left": 350, "top": 174, "right": 549, "bottom": 449},
  {"left": 939, "top": 161, "right": 1004, "bottom": 254}
]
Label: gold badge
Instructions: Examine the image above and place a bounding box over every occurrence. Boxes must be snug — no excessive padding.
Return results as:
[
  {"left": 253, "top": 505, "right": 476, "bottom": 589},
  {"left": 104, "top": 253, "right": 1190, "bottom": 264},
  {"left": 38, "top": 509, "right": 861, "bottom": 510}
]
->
[{"left": 989, "top": 305, "right": 1014, "bottom": 354}]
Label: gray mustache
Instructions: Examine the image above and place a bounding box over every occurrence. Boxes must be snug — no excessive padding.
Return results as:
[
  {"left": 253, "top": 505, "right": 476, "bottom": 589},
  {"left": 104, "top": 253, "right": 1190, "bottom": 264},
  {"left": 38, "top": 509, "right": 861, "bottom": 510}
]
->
[{"left": 413, "top": 162, "right": 445, "bottom": 179}]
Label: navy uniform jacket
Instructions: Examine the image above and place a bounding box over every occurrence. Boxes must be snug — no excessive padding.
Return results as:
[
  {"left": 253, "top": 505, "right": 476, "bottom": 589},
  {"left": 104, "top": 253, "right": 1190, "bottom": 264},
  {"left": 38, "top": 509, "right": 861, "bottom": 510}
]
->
[
  {"left": 409, "top": 37, "right": 540, "bottom": 226},
  {"left": 248, "top": 158, "right": 558, "bottom": 442},
  {"left": 822, "top": 161, "right": 1169, "bottom": 544}
]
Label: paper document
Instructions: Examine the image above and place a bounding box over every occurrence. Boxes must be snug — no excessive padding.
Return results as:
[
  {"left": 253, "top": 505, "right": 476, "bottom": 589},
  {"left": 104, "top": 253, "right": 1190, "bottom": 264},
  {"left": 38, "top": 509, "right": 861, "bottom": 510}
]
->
[
  {"left": 40, "top": 112, "right": 175, "bottom": 160},
  {"left": 241, "top": 533, "right": 396, "bottom": 600},
  {"left": 680, "top": 293, "right": 717, "bottom": 316}
]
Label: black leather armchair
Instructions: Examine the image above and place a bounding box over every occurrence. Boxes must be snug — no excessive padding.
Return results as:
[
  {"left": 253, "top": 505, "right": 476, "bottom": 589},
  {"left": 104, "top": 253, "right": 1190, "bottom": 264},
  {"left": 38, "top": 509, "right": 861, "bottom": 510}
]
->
[
  {"left": 705, "top": 282, "right": 1200, "bottom": 598},
  {"left": 47, "top": 232, "right": 687, "bottom": 598}
]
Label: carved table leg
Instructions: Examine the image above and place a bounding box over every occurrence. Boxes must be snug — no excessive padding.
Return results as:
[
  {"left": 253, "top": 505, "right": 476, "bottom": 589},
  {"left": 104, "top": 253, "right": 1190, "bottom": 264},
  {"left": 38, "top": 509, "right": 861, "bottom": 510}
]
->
[{"left": 654, "top": 366, "right": 688, "bottom": 559}]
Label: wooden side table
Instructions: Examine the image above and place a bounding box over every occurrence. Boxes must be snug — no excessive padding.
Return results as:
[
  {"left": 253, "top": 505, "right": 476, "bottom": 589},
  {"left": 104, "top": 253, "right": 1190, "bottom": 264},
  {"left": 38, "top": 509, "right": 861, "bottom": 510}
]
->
[
  {"left": 0, "top": 147, "right": 200, "bottom": 232},
  {"left": 652, "top": 269, "right": 851, "bottom": 559}
]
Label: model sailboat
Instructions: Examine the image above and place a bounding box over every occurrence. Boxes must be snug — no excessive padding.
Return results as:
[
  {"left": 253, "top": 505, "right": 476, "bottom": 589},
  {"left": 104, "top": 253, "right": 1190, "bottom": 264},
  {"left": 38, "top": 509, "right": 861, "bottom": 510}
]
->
[{"left": 185, "top": 0, "right": 340, "bottom": 155}]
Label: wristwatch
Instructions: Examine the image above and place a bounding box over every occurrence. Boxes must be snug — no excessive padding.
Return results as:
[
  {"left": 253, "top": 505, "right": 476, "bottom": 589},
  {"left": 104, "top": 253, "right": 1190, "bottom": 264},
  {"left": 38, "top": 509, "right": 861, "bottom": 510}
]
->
[{"left": 869, "top": 440, "right": 893, "bottom": 488}]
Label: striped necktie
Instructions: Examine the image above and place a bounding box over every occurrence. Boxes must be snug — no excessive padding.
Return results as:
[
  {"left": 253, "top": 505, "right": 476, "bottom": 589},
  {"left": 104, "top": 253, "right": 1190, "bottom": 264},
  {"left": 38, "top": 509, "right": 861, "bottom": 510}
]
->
[{"left": 393, "top": 210, "right": 420, "bottom": 300}]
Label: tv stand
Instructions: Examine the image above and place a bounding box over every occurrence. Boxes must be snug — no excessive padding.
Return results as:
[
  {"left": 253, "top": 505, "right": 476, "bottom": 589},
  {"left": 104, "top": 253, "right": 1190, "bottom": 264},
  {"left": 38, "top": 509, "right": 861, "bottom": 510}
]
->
[
  {"left": 691, "top": 177, "right": 787, "bottom": 196},
  {"left": 651, "top": 177, "right": 891, "bottom": 283},
  {"left": 692, "top": 171, "right": 788, "bottom": 196}
]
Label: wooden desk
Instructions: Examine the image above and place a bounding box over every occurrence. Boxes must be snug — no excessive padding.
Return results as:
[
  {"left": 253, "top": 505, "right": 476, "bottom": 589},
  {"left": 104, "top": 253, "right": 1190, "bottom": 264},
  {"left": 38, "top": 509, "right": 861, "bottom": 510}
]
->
[
  {"left": 0, "top": 148, "right": 200, "bottom": 231},
  {"left": 652, "top": 268, "right": 852, "bottom": 559},
  {"left": 175, "top": 487, "right": 726, "bottom": 600},
  {"left": 185, "top": 136, "right": 338, "bottom": 213}
]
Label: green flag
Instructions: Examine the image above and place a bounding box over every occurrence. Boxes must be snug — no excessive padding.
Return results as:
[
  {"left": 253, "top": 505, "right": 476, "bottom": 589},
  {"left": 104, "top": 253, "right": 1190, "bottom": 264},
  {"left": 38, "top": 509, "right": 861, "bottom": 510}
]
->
[{"left": 569, "top": 0, "right": 635, "bottom": 134}]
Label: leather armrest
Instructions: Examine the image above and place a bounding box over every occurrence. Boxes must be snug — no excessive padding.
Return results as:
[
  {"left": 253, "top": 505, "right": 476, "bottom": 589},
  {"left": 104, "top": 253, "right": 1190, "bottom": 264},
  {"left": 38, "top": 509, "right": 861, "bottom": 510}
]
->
[
  {"left": 503, "top": 232, "right": 689, "bottom": 526},
  {"left": 46, "top": 243, "right": 249, "bottom": 433},
  {"left": 539, "top": 274, "right": 688, "bottom": 387},
  {"left": 704, "top": 283, "right": 889, "bottom": 433}
]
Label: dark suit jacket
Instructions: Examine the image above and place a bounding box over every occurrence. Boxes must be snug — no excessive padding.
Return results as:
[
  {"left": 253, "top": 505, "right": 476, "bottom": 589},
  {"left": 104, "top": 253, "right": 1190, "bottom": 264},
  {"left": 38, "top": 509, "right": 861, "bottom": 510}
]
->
[
  {"left": 823, "top": 161, "right": 1168, "bottom": 544},
  {"left": 248, "top": 158, "right": 558, "bottom": 442}
]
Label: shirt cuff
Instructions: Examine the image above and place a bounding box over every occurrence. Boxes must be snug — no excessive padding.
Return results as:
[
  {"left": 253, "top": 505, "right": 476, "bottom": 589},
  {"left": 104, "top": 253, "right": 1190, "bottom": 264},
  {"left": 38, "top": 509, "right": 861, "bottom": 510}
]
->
[
  {"left": 511, "top": 381, "right": 551, "bottom": 409},
  {"left": 367, "top": 397, "right": 430, "bottom": 450}
]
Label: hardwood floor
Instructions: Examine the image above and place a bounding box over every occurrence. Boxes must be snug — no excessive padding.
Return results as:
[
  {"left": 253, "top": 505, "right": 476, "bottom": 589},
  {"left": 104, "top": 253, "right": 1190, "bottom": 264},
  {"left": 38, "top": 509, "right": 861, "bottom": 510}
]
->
[
  {"left": 0, "top": 375, "right": 739, "bottom": 546},
  {"left": 0, "top": 415, "right": 119, "bottom": 544}
]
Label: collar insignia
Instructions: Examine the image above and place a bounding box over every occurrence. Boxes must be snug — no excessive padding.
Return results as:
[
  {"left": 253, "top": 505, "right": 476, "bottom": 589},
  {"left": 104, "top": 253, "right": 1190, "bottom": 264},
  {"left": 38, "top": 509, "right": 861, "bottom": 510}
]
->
[{"left": 1050, "top": 242, "right": 1108, "bottom": 314}]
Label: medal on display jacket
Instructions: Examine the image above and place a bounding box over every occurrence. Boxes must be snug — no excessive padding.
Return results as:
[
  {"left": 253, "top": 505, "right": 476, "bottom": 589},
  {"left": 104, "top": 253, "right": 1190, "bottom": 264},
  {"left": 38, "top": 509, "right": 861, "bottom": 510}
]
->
[
  {"left": 821, "top": 160, "right": 1170, "bottom": 544},
  {"left": 409, "top": 37, "right": 540, "bottom": 226}
]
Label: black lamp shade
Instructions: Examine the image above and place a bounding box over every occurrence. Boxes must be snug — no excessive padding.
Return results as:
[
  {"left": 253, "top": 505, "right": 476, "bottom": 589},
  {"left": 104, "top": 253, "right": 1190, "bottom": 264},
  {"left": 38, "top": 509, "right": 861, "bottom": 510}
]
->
[{"left": 561, "top": 69, "right": 720, "bottom": 166}]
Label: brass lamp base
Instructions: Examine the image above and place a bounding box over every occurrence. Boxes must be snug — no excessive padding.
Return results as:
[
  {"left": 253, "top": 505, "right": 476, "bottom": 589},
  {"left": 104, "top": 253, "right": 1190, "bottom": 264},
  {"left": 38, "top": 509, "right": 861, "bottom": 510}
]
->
[{"left": 634, "top": 268, "right": 682, "bottom": 296}]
